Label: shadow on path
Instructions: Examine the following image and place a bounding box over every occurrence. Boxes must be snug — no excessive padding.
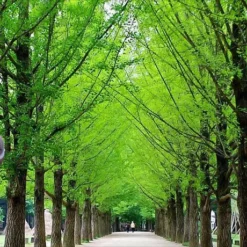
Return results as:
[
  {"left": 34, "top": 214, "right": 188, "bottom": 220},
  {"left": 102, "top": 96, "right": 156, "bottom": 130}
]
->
[{"left": 78, "top": 232, "right": 184, "bottom": 247}]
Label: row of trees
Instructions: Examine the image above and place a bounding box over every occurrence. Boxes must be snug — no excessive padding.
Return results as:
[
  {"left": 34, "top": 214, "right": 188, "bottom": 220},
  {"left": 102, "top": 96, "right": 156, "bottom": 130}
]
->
[
  {"left": 1, "top": 1, "right": 247, "bottom": 247},
  {"left": 0, "top": 0, "right": 135, "bottom": 247},
  {"left": 111, "top": 1, "right": 247, "bottom": 247}
]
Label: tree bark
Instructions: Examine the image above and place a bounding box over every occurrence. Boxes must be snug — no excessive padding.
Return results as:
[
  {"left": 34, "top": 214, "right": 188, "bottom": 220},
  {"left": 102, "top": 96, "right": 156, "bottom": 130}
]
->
[
  {"left": 189, "top": 154, "right": 199, "bottom": 247},
  {"left": 115, "top": 216, "right": 120, "bottom": 232},
  {"left": 217, "top": 196, "right": 231, "bottom": 247},
  {"left": 176, "top": 188, "right": 184, "bottom": 243},
  {"left": 4, "top": 1, "right": 30, "bottom": 247},
  {"left": 63, "top": 204, "right": 76, "bottom": 247},
  {"left": 63, "top": 162, "right": 77, "bottom": 247},
  {"left": 215, "top": 92, "right": 231, "bottom": 247},
  {"left": 199, "top": 112, "right": 212, "bottom": 247},
  {"left": 81, "top": 190, "right": 92, "bottom": 242},
  {"left": 34, "top": 167, "right": 46, "bottom": 247},
  {"left": 161, "top": 208, "right": 166, "bottom": 238},
  {"left": 51, "top": 168, "right": 63, "bottom": 247},
  {"left": 74, "top": 204, "right": 81, "bottom": 245},
  {"left": 155, "top": 209, "right": 160, "bottom": 236},
  {"left": 230, "top": 6, "right": 247, "bottom": 246},
  {"left": 4, "top": 170, "right": 27, "bottom": 247},
  {"left": 168, "top": 196, "right": 176, "bottom": 242},
  {"left": 166, "top": 206, "right": 172, "bottom": 239},
  {"left": 94, "top": 207, "right": 100, "bottom": 238},
  {"left": 189, "top": 185, "right": 199, "bottom": 247},
  {"left": 183, "top": 189, "right": 190, "bottom": 243},
  {"left": 200, "top": 194, "right": 212, "bottom": 247},
  {"left": 91, "top": 206, "right": 97, "bottom": 238}
]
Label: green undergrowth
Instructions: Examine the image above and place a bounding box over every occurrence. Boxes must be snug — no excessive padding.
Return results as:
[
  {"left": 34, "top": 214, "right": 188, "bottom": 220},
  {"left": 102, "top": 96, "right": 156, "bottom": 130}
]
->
[{"left": 182, "top": 242, "right": 189, "bottom": 246}]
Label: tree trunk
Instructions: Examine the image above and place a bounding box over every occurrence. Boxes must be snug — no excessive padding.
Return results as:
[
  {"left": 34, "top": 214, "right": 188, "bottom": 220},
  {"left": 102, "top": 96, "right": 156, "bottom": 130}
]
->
[
  {"left": 161, "top": 208, "right": 166, "bottom": 238},
  {"left": 94, "top": 207, "right": 99, "bottom": 238},
  {"left": 74, "top": 204, "right": 81, "bottom": 245},
  {"left": 98, "top": 211, "right": 103, "bottom": 237},
  {"left": 217, "top": 196, "right": 231, "bottom": 247},
  {"left": 215, "top": 92, "right": 231, "bottom": 247},
  {"left": 107, "top": 211, "right": 112, "bottom": 234},
  {"left": 115, "top": 216, "right": 120, "bottom": 232},
  {"left": 155, "top": 209, "right": 160, "bottom": 236},
  {"left": 63, "top": 162, "right": 77, "bottom": 247},
  {"left": 200, "top": 194, "right": 212, "bottom": 247},
  {"left": 91, "top": 206, "right": 97, "bottom": 238},
  {"left": 168, "top": 196, "right": 176, "bottom": 241},
  {"left": 81, "top": 194, "right": 91, "bottom": 242},
  {"left": 63, "top": 204, "right": 76, "bottom": 247},
  {"left": 176, "top": 188, "right": 184, "bottom": 243},
  {"left": 4, "top": 170, "right": 27, "bottom": 247},
  {"left": 4, "top": 1, "right": 30, "bottom": 246},
  {"left": 199, "top": 112, "right": 212, "bottom": 247},
  {"left": 146, "top": 219, "right": 149, "bottom": 231},
  {"left": 51, "top": 168, "right": 63, "bottom": 247},
  {"left": 98, "top": 212, "right": 103, "bottom": 237},
  {"left": 230, "top": 8, "right": 247, "bottom": 246},
  {"left": 183, "top": 190, "right": 190, "bottom": 243},
  {"left": 34, "top": 167, "right": 46, "bottom": 247},
  {"left": 167, "top": 206, "right": 172, "bottom": 239},
  {"left": 189, "top": 185, "right": 199, "bottom": 247}
]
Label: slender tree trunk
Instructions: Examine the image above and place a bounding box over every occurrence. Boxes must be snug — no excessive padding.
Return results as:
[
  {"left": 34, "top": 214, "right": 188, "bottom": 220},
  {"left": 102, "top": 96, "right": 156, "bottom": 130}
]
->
[
  {"left": 115, "top": 216, "right": 120, "bottom": 232},
  {"left": 183, "top": 190, "right": 190, "bottom": 243},
  {"left": 99, "top": 213, "right": 103, "bottom": 237},
  {"left": 95, "top": 207, "right": 99, "bottom": 238},
  {"left": 161, "top": 208, "right": 166, "bottom": 238},
  {"left": 82, "top": 193, "right": 91, "bottom": 242},
  {"left": 74, "top": 204, "right": 81, "bottom": 245},
  {"left": 107, "top": 211, "right": 112, "bottom": 234},
  {"left": 176, "top": 188, "right": 184, "bottom": 243},
  {"left": 168, "top": 196, "right": 176, "bottom": 242},
  {"left": 199, "top": 112, "right": 212, "bottom": 247},
  {"left": 63, "top": 204, "right": 76, "bottom": 247},
  {"left": 63, "top": 162, "right": 77, "bottom": 247},
  {"left": 91, "top": 206, "right": 97, "bottom": 238},
  {"left": 155, "top": 209, "right": 160, "bottom": 236},
  {"left": 189, "top": 185, "right": 199, "bottom": 247},
  {"left": 200, "top": 194, "right": 212, "bottom": 247},
  {"left": 51, "top": 168, "right": 63, "bottom": 247},
  {"left": 98, "top": 211, "right": 102, "bottom": 237},
  {"left": 146, "top": 219, "right": 149, "bottom": 231},
  {"left": 189, "top": 154, "right": 199, "bottom": 247},
  {"left": 230, "top": 8, "right": 247, "bottom": 246},
  {"left": 34, "top": 167, "right": 46, "bottom": 247},
  {"left": 215, "top": 92, "right": 231, "bottom": 247}
]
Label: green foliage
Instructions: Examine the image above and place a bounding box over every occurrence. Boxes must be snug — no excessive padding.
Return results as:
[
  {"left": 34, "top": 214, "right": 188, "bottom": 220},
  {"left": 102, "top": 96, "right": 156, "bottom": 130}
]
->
[
  {"left": 25, "top": 200, "right": 34, "bottom": 215},
  {"left": 0, "top": 0, "right": 243, "bottom": 232}
]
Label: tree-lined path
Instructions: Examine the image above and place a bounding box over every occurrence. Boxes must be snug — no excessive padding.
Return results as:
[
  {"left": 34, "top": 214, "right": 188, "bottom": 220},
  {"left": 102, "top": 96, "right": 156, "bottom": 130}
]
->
[
  {"left": 1, "top": 1, "right": 247, "bottom": 247},
  {"left": 80, "top": 232, "right": 183, "bottom": 247}
]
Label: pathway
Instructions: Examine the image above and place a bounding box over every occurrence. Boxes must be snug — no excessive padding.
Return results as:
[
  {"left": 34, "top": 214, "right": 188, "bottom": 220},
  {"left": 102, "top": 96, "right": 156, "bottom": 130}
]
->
[{"left": 78, "top": 232, "right": 183, "bottom": 247}]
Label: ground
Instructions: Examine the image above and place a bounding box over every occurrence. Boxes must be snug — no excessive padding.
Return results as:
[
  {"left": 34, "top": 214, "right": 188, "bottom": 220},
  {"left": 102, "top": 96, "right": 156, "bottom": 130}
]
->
[
  {"left": 80, "top": 232, "right": 184, "bottom": 247},
  {"left": 0, "top": 232, "right": 241, "bottom": 247}
]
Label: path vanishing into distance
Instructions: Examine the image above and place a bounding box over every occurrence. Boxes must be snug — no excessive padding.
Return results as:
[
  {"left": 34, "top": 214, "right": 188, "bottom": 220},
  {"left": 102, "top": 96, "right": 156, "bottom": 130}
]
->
[{"left": 78, "top": 232, "right": 184, "bottom": 247}]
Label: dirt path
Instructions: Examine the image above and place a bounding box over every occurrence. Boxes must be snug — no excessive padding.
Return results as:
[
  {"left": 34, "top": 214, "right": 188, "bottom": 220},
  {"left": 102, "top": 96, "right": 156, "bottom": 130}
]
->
[{"left": 78, "top": 232, "right": 184, "bottom": 247}]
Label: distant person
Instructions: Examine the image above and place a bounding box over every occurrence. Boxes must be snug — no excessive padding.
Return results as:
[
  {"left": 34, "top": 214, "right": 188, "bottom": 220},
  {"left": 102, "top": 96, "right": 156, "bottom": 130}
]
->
[
  {"left": 126, "top": 223, "right": 130, "bottom": 233},
  {"left": 131, "top": 221, "right": 135, "bottom": 233}
]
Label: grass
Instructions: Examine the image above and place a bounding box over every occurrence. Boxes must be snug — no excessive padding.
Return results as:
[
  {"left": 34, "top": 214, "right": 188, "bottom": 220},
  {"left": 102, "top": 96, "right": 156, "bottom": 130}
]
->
[
  {"left": 212, "top": 234, "right": 240, "bottom": 246},
  {"left": 182, "top": 242, "right": 189, "bottom": 246}
]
